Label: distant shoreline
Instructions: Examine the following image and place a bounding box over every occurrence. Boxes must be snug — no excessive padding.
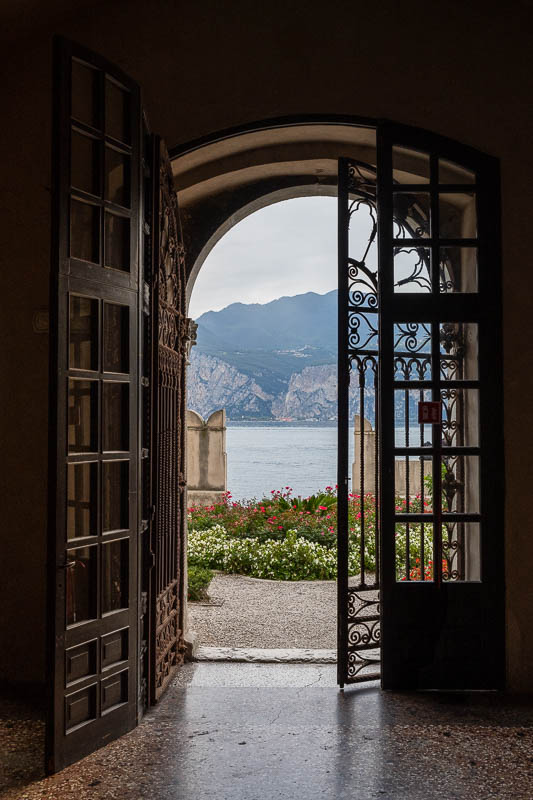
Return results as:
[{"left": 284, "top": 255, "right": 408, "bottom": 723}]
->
[{"left": 226, "top": 419, "right": 339, "bottom": 427}]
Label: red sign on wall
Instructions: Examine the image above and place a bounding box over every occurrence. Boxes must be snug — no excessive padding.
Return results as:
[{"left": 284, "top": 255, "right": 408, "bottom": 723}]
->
[{"left": 418, "top": 400, "right": 442, "bottom": 424}]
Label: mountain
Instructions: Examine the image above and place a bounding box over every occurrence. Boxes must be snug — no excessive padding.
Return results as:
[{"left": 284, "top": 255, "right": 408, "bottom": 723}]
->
[
  {"left": 186, "top": 352, "right": 275, "bottom": 419},
  {"left": 192, "top": 290, "right": 338, "bottom": 405},
  {"left": 187, "top": 290, "right": 376, "bottom": 422},
  {"left": 196, "top": 290, "right": 338, "bottom": 353}
]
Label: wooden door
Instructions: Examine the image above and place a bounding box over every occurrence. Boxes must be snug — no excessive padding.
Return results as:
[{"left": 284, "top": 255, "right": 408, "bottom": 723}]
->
[
  {"left": 377, "top": 124, "right": 505, "bottom": 689},
  {"left": 47, "top": 38, "right": 144, "bottom": 771}
]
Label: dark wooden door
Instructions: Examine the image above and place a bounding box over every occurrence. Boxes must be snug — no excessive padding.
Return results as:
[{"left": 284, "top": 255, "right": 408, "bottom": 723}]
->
[
  {"left": 47, "top": 38, "right": 144, "bottom": 772},
  {"left": 148, "top": 139, "right": 189, "bottom": 702},
  {"left": 377, "top": 124, "right": 505, "bottom": 689}
]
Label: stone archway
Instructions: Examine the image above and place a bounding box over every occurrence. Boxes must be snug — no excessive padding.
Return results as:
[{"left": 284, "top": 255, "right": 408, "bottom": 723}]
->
[{"left": 170, "top": 120, "right": 379, "bottom": 303}]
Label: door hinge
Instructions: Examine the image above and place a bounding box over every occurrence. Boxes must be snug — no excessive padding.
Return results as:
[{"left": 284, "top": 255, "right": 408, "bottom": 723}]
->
[
  {"left": 140, "top": 592, "right": 148, "bottom": 616},
  {"left": 141, "top": 376, "right": 149, "bottom": 388},
  {"left": 57, "top": 559, "right": 76, "bottom": 570},
  {"left": 141, "top": 518, "right": 149, "bottom": 533},
  {"left": 143, "top": 281, "right": 150, "bottom": 316},
  {"left": 142, "top": 447, "right": 149, "bottom": 459}
]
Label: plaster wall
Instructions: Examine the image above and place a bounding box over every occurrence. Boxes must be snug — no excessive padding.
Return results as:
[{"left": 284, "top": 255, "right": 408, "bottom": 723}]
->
[{"left": 1, "top": 0, "right": 532, "bottom": 688}]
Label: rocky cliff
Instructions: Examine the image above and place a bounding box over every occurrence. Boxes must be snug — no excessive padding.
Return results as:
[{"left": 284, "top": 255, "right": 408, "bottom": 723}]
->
[
  {"left": 186, "top": 290, "right": 378, "bottom": 421},
  {"left": 187, "top": 351, "right": 275, "bottom": 419},
  {"left": 272, "top": 364, "right": 338, "bottom": 420},
  {"left": 187, "top": 352, "right": 375, "bottom": 422}
]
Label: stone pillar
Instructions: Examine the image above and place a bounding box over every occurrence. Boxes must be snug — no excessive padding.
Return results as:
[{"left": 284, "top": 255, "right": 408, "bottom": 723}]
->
[
  {"left": 352, "top": 414, "right": 431, "bottom": 497},
  {"left": 186, "top": 409, "right": 227, "bottom": 506},
  {"left": 352, "top": 415, "right": 376, "bottom": 495},
  {"left": 395, "top": 458, "right": 432, "bottom": 497}
]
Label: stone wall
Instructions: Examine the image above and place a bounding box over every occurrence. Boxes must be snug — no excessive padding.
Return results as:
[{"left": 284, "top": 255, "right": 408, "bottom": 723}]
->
[
  {"left": 186, "top": 409, "right": 227, "bottom": 506},
  {"left": 352, "top": 415, "right": 431, "bottom": 496}
]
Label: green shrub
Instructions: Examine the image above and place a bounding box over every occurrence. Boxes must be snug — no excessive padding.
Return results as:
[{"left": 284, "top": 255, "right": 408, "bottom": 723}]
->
[
  {"left": 188, "top": 525, "right": 378, "bottom": 581},
  {"left": 187, "top": 564, "right": 213, "bottom": 601},
  {"left": 189, "top": 526, "right": 339, "bottom": 580}
]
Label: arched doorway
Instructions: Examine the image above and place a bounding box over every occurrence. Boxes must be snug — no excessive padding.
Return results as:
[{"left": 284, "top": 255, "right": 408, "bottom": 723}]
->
[
  {"left": 172, "top": 126, "right": 504, "bottom": 690},
  {"left": 48, "top": 39, "right": 504, "bottom": 770}
]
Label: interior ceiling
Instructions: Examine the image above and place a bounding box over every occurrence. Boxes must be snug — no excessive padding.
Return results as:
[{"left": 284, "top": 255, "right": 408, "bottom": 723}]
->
[{"left": 0, "top": 0, "right": 110, "bottom": 42}]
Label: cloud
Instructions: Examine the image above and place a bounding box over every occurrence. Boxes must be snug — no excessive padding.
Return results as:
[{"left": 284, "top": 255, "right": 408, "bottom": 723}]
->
[
  {"left": 188, "top": 197, "right": 335, "bottom": 318},
  {"left": 188, "top": 196, "right": 377, "bottom": 319}
]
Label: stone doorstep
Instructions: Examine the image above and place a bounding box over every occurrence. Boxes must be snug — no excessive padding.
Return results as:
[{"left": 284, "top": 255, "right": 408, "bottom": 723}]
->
[{"left": 194, "top": 646, "right": 337, "bottom": 664}]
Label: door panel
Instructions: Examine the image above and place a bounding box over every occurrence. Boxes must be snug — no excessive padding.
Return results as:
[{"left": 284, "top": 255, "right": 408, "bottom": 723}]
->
[
  {"left": 47, "top": 39, "right": 143, "bottom": 772},
  {"left": 377, "top": 124, "right": 504, "bottom": 689}
]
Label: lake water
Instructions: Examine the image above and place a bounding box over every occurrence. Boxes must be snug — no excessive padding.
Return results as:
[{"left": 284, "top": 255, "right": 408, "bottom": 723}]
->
[
  {"left": 226, "top": 422, "right": 352, "bottom": 501},
  {"left": 225, "top": 421, "right": 421, "bottom": 501}
]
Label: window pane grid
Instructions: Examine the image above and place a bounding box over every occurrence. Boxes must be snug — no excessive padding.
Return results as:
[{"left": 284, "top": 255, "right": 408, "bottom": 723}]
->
[
  {"left": 69, "top": 68, "right": 133, "bottom": 274},
  {"left": 391, "top": 147, "right": 479, "bottom": 297},
  {"left": 389, "top": 150, "right": 483, "bottom": 582}
]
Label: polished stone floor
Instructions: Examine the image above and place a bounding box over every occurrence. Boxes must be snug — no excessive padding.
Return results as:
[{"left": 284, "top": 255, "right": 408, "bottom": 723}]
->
[{"left": 2, "top": 663, "right": 533, "bottom": 799}]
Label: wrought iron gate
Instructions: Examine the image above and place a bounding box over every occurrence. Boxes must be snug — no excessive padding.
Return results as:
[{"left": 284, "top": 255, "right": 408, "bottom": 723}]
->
[
  {"left": 337, "top": 158, "right": 381, "bottom": 686},
  {"left": 149, "top": 139, "right": 190, "bottom": 701}
]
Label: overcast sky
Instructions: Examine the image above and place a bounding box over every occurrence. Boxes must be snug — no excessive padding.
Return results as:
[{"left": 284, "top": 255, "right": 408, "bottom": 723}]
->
[{"left": 188, "top": 196, "right": 377, "bottom": 319}]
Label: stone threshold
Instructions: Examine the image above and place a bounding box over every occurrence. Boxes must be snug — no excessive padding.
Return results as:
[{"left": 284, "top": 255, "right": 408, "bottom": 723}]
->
[{"left": 194, "top": 646, "right": 337, "bottom": 664}]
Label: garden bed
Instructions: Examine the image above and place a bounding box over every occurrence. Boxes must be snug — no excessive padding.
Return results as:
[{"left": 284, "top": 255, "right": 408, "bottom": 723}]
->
[{"left": 188, "top": 486, "right": 436, "bottom": 584}]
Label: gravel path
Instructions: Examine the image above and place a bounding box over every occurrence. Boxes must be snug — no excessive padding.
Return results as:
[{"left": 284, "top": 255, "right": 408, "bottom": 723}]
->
[{"left": 188, "top": 572, "right": 337, "bottom": 649}]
